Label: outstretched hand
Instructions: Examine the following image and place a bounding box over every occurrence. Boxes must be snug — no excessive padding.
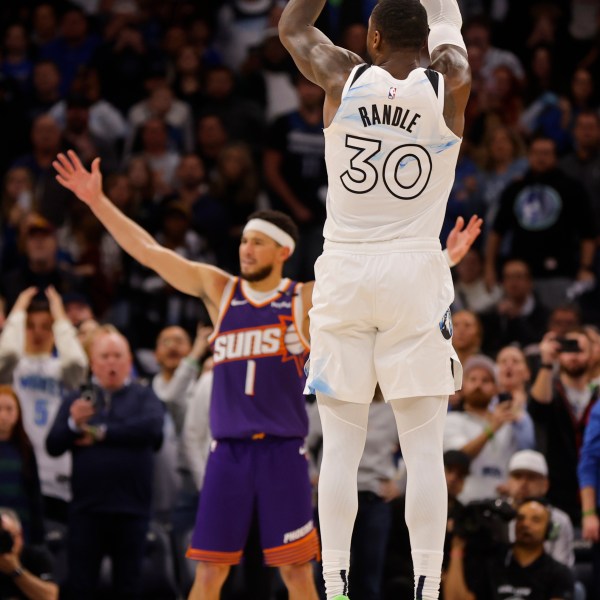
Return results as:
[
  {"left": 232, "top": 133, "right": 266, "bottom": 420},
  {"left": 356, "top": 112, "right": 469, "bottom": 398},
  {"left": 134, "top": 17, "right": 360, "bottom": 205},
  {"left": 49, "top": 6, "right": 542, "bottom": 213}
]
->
[
  {"left": 53, "top": 150, "right": 103, "bottom": 206},
  {"left": 446, "top": 215, "right": 483, "bottom": 266}
]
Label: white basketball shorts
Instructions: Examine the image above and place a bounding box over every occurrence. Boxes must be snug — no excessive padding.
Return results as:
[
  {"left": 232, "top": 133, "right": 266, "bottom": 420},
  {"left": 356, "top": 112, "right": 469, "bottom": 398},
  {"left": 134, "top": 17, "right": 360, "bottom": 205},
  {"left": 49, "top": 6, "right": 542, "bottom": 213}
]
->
[{"left": 306, "top": 237, "right": 462, "bottom": 403}]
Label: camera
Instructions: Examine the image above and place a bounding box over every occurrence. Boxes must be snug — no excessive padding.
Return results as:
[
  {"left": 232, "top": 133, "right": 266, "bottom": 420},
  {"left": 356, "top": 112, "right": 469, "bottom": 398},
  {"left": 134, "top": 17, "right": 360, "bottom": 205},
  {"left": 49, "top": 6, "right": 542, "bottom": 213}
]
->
[
  {"left": 556, "top": 337, "right": 580, "bottom": 353},
  {"left": 454, "top": 499, "right": 516, "bottom": 555},
  {"left": 0, "top": 520, "right": 14, "bottom": 554}
]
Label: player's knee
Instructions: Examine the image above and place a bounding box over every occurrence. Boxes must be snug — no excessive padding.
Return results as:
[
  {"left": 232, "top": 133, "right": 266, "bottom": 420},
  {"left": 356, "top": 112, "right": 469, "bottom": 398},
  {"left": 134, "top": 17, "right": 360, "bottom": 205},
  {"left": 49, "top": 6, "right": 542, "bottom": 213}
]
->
[
  {"left": 194, "top": 562, "right": 230, "bottom": 589},
  {"left": 279, "top": 562, "right": 315, "bottom": 588}
]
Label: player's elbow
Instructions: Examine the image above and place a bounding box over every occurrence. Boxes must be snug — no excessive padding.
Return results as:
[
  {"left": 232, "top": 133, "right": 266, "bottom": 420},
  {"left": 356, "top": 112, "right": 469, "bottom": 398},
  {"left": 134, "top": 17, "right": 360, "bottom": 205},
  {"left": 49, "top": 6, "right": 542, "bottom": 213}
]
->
[
  {"left": 277, "top": 22, "right": 295, "bottom": 50},
  {"left": 277, "top": 17, "right": 305, "bottom": 49}
]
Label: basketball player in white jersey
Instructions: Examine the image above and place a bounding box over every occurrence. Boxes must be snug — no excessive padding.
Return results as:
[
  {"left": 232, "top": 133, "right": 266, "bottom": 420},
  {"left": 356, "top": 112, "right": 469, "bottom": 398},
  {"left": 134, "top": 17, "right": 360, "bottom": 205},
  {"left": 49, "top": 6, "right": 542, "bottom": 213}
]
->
[{"left": 279, "top": 0, "right": 470, "bottom": 599}]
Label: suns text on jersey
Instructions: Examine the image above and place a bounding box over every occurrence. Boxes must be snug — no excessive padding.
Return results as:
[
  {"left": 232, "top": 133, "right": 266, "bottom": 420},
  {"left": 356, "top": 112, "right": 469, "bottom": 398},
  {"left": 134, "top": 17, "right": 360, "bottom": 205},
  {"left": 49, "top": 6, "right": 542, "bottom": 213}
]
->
[
  {"left": 358, "top": 103, "right": 421, "bottom": 133},
  {"left": 213, "top": 327, "right": 282, "bottom": 363}
]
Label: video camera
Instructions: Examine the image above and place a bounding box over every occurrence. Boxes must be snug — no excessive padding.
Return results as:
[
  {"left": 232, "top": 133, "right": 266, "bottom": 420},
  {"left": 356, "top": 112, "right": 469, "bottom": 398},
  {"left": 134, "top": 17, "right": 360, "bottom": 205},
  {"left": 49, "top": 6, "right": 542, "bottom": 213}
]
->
[{"left": 454, "top": 498, "right": 516, "bottom": 555}]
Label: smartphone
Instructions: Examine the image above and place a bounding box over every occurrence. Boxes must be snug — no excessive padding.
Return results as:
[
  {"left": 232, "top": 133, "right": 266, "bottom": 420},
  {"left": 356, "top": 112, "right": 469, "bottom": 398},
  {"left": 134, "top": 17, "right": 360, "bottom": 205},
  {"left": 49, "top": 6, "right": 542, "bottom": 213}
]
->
[
  {"left": 497, "top": 392, "right": 513, "bottom": 403},
  {"left": 80, "top": 382, "right": 97, "bottom": 407},
  {"left": 556, "top": 337, "right": 580, "bottom": 353}
]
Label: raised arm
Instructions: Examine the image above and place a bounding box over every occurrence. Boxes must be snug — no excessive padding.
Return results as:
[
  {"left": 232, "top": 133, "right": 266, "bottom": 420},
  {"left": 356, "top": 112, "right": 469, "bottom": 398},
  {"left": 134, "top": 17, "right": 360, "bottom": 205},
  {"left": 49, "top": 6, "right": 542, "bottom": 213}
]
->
[
  {"left": 444, "top": 215, "right": 482, "bottom": 266},
  {"left": 53, "top": 151, "right": 230, "bottom": 322},
  {"left": 278, "top": 0, "right": 362, "bottom": 121},
  {"left": 420, "top": 0, "right": 471, "bottom": 137}
]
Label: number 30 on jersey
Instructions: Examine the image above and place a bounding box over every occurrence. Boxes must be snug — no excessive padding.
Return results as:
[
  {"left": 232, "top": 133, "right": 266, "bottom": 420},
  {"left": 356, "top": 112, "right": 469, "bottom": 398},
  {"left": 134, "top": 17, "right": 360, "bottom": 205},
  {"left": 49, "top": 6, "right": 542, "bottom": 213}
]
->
[{"left": 340, "top": 134, "right": 432, "bottom": 200}]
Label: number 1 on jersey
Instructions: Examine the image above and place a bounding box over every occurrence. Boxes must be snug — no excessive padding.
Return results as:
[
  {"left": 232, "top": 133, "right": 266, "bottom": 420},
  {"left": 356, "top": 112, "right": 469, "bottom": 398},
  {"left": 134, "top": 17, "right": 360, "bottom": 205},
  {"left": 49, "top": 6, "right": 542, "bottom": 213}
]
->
[{"left": 245, "top": 360, "right": 256, "bottom": 396}]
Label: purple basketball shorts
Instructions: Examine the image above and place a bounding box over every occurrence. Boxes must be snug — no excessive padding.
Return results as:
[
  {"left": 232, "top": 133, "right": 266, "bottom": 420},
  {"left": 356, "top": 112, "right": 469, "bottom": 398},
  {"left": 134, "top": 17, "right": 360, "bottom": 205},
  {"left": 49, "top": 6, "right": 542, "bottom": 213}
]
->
[{"left": 186, "top": 436, "right": 320, "bottom": 566}]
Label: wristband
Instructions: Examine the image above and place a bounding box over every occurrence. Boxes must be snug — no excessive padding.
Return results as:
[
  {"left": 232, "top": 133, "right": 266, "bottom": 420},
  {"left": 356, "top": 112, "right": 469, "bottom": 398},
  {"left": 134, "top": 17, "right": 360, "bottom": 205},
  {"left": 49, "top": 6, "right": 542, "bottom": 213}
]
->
[
  {"left": 87, "top": 424, "right": 107, "bottom": 442},
  {"left": 539, "top": 363, "right": 553, "bottom": 370},
  {"left": 185, "top": 357, "right": 200, "bottom": 369},
  {"left": 484, "top": 425, "right": 494, "bottom": 440},
  {"left": 9, "top": 567, "right": 24, "bottom": 579},
  {"left": 582, "top": 509, "right": 597, "bottom": 517}
]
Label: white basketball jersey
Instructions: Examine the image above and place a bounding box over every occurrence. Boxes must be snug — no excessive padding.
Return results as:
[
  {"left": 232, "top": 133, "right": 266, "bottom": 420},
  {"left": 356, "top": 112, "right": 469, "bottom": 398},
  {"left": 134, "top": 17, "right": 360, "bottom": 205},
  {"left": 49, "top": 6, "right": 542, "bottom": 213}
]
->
[
  {"left": 323, "top": 64, "right": 462, "bottom": 242},
  {"left": 13, "top": 355, "right": 72, "bottom": 501}
]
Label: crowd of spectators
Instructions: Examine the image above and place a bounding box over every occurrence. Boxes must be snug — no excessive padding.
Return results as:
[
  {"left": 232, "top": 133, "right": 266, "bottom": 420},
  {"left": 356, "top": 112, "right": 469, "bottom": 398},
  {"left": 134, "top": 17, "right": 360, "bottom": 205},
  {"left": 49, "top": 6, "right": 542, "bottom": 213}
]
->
[{"left": 0, "top": 0, "right": 600, "bottom": 599}]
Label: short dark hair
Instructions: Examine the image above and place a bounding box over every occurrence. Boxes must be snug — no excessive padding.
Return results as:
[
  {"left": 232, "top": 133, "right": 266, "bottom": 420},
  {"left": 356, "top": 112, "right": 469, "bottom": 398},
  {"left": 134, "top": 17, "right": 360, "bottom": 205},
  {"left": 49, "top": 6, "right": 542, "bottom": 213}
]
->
[
  {"left": 247, "top": 210, "right": 299, "bottom": 245},
  {"left": 528, "top": 135, "right": 556, "bottom": 151},
  {"left": 371, "top": 0, "right": 428, "bottom": 51},
  {"left": 26, "top": 298, "right": 51, "bottom": 315}
]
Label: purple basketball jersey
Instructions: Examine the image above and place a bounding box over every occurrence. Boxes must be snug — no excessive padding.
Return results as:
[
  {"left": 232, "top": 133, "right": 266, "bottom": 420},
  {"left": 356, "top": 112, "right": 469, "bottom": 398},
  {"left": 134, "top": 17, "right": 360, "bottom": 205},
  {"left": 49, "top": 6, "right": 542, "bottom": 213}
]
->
[{"left": 209, "top": 278, "right": 309, "bottom": 439}]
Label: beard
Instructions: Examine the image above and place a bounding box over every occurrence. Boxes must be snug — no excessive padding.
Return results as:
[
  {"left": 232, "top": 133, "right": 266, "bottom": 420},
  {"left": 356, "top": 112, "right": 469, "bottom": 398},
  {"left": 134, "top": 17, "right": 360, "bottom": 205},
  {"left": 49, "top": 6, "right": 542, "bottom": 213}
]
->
[
  {"left": 464, "top": 387, "right": 493, "bottom": 408},
  {"left": 240, "top": 263, "right": 273, "bottom": 282},
  {"left": 561, "top": 364, "right": 588, "bottom": 378}
]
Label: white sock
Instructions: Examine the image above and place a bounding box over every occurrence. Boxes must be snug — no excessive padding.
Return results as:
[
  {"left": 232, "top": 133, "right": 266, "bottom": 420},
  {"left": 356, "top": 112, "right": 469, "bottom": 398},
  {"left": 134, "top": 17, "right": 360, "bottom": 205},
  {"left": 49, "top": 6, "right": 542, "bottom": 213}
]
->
[
  {"left": 389, "top": 395, "right": 449, "bottom": 600},
  {"left": 322, "top": 549, "right": 350, "bottom": 598},
  {"left": 412, "top": 550, "right": 443, "bottom": 599},
  {"left": 317, "top": 394, "right": 369, "bottom": 600}
]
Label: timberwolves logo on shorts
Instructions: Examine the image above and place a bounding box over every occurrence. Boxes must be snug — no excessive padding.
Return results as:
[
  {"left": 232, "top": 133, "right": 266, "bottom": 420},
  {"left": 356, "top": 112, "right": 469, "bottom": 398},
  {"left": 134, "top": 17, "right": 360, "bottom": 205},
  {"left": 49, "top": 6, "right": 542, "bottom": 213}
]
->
[{"left": 439, "top": 309, "right": 453, "bottom": 340}]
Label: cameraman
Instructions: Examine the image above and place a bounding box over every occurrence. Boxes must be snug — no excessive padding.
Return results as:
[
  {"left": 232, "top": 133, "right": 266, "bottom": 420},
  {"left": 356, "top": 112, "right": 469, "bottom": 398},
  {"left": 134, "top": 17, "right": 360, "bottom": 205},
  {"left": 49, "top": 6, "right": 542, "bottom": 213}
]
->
[
  {"left": 444, "top": 498, "right": 574, "bottom": 600},
  {"left": 0, "top": 508, "right": 58, "bottom": 600},
  {"left": 504, "top": 450, "right": 574, "bottom": 567}
]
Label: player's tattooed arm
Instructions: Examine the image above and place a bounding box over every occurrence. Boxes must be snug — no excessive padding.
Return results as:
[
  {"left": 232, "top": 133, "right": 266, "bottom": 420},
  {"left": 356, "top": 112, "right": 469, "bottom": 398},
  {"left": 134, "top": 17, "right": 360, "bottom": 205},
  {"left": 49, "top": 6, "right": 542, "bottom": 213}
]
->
[{"left": 278, "top": 0, "right": 362, "bottom": 101}]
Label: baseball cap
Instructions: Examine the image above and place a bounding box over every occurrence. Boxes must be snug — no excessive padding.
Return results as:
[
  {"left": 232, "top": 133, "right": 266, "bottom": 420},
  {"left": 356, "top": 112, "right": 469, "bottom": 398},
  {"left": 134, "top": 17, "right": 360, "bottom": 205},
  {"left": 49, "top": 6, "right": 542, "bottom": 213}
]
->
[
  {"left": 463, "top": 354, "right": 497, "bottom": 382},
  {"left": 508, "top": 450, "right": 548, "bottom": 477},
  {"left": 24, "top": 214, "right": 54, "bottom": 236},
  {"left": 444, "top": 450, "right": 471, "bottom": 476}
]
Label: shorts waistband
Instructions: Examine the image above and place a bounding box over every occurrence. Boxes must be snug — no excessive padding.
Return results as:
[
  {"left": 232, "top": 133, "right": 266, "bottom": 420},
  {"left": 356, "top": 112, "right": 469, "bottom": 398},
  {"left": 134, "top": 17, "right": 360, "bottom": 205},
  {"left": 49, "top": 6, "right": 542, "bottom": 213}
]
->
[
  {"left": 217, "top": 434, "right": 303, "bottom": 443},
  {"left": 323, "top": 237, "right": 441, "bottom": 254}
]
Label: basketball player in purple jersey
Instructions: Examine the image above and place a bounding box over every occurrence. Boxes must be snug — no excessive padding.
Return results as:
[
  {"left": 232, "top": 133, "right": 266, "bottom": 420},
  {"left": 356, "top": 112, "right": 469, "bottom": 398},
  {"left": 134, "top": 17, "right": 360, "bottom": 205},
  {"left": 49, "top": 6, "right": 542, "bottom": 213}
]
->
[
  {"left": 53, "top": 142, "right": 478, "bottom": 600},
  {"left": 279, "top": 0, "right": 470, "bottom": 599},
  {"left": 52, "top": 151, "right": 319, "bottom": 599}
]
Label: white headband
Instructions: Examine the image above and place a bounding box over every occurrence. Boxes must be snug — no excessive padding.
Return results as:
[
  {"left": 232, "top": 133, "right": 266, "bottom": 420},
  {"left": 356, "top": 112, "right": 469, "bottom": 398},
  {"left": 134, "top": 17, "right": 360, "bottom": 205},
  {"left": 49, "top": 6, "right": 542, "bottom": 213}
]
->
[{"left": 243, "top": 218, "right": 296, "bottom": 255}]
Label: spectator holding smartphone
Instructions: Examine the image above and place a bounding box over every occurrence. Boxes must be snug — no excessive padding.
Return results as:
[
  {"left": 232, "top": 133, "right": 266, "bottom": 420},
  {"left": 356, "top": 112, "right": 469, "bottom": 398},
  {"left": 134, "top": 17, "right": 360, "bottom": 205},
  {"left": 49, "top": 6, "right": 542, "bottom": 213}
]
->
[
  {"left": 444, "top": 355, "right": 535, "bottom": 503},
  {"left": 46, "top": 326, "right": 164, "bottom": 599},
  {"left": 495, "top": 345, "right": 531, "bottom": 418},
  {"left": 529, "top": 328, "right": 599, "bottom": 524}
]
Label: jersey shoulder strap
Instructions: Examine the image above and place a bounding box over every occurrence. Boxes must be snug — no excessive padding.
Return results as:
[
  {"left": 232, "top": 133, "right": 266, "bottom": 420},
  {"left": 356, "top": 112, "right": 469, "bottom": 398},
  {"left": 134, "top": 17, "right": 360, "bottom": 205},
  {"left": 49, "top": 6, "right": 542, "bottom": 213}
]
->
[
  {"left": 424, "top": 68, "right": 440, "bottom": 97},
  {"left": 342, "top": 64, "right": 371, "bottom": 99}
]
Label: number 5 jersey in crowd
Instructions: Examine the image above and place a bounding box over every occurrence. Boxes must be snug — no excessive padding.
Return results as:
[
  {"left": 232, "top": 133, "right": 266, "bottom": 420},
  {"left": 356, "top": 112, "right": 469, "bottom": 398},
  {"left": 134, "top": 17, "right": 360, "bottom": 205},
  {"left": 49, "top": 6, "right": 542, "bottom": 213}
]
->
[{"left": 0, "top": 310, "right": 88, "bottom": 502}]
